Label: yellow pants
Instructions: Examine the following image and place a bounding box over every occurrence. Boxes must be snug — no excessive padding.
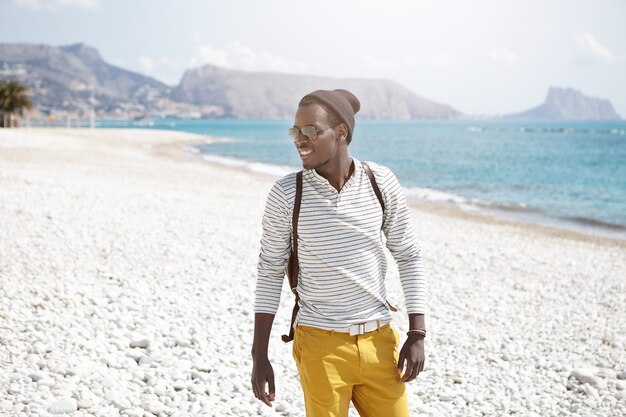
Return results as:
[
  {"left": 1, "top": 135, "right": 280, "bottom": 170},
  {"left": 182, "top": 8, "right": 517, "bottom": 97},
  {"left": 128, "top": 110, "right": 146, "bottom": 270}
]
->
[{"left": 292, "top": 323, "right": 409, "bottom": 417}]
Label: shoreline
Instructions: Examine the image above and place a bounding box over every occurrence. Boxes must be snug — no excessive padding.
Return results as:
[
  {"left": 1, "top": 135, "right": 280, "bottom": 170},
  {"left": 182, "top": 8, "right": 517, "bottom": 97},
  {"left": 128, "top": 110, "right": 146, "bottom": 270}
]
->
[{"left": 164, "top": 138, "right": 626, "bottom": 249}]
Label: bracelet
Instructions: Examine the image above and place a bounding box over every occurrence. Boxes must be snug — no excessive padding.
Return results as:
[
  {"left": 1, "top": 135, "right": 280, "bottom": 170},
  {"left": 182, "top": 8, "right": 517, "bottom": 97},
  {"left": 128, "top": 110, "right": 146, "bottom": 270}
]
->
[{"left": 407, "top": 328, "right": 426, "bottom": 337}]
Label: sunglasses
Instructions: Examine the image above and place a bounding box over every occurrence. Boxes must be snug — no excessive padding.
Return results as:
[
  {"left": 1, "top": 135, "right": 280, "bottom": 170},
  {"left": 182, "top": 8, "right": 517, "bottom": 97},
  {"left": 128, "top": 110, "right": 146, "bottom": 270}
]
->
[{"left": 289, "top": 124, "right": 338, "bottom": 142}]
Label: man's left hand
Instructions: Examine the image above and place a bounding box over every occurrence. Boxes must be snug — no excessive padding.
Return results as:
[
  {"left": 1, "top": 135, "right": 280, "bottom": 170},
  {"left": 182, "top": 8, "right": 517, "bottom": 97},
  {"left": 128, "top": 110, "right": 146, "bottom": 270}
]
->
[{"left": 397, "top": 335, "right": 424, "bottom": 382}]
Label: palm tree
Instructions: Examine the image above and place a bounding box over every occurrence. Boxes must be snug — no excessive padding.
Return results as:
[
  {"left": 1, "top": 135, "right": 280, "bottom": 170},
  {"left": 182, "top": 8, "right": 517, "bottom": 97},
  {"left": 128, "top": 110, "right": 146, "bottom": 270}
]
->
[{"left": 0, "top": 80, "right": 33, "bottom": 128}]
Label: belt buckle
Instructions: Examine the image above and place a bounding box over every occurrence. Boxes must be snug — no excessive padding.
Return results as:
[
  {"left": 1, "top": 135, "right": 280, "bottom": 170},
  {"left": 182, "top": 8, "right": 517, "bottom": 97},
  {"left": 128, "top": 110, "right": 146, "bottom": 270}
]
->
[{"left": 349, "top": 322, "right": 366, "bottom": 336}]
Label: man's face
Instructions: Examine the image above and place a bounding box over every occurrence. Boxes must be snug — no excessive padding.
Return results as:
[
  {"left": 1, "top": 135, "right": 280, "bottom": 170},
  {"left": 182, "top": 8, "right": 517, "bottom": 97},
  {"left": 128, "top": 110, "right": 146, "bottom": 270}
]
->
[{"left": 293, "top": 103, "right": 340, "bottom": 170}]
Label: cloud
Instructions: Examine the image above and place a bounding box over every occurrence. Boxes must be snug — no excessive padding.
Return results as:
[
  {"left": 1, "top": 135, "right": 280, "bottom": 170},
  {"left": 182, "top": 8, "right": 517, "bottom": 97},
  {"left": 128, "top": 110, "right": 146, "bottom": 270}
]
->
[
  {"left": 14, "top": 0, "right": 100, "bottom": 10},
  {"left": 138, "top": 57, "right": 155, "bottom": 74},
  {"left": 367, "top": 53, "right": 455, "bottom": 72},
  {"left": 574, "top": 32, "right": 615, "bottom": 64},
  {"left": 193, "top": 45, "right": 230, "bottom": 68},
  {"left": 189, "top": 41, "right": 307, "bottom": 73},
  {"left": 490, "top": 47, "right": 519, "bottom": 66}
]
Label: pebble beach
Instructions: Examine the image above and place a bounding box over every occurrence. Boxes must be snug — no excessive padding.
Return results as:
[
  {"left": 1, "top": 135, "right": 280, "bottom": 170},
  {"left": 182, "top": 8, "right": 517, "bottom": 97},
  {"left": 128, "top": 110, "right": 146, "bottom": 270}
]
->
[{"left": 1, "top": 128, "right": 625, "bottom": 417}]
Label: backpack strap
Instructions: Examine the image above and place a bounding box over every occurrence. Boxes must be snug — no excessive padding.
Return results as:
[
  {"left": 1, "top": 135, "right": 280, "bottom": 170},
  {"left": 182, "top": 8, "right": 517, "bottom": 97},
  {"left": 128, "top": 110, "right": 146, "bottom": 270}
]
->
[
  {"left": 361, "top": 162, "right": 385, "bottom": 212},
  {"left": 282, "top": 171, "right": 303, "bottom": 343},
  {"left": 361, "top": 162, "right": 397, "bottom": 312}
]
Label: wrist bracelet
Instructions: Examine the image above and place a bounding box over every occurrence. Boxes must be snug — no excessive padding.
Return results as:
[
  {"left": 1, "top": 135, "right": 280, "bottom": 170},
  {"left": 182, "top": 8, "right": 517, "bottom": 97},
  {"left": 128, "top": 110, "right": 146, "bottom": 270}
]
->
[{"left": 407, "top": 327, "right": 427, "bottom": 337}]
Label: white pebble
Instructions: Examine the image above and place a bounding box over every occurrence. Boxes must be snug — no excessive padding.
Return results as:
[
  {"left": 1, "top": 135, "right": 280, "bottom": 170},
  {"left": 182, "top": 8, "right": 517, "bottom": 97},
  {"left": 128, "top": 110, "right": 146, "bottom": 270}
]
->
[
  {"left": 77, "top": 398, "right": 92, "bottom": 409},
  {"left": 570, "top": 368, "right": 607, "bottom": 389},
  {"left": 37, "top": 378, "right": 56, "bottom": 388},
  {"left": 130, "top": 337, "right": 150, "bottom": 349},
  {"left": 48, "top": 398, "right": 77, "bottom": 414},
  {"left": 29, "top": 371, "right": 49, "bottom": 382},
  {"left": 121, "top": 408, "right": 144, "bottom": 417}
]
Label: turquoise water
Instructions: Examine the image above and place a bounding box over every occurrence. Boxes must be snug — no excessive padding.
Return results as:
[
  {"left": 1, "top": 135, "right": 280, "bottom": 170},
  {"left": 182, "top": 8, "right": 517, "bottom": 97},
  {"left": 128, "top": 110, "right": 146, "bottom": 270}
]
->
[{"left": 103, "top": 119, "right": 626, "bottom": 240}]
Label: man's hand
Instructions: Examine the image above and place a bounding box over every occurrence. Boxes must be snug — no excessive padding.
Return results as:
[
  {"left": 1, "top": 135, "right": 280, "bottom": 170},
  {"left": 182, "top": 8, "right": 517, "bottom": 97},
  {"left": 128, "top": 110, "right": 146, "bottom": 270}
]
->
[
  {"left": 397, "top": 335, "right": 425, "bottom": 382},
  {"left": 251, "top": 356, "right": 276, "bottom": 407}
]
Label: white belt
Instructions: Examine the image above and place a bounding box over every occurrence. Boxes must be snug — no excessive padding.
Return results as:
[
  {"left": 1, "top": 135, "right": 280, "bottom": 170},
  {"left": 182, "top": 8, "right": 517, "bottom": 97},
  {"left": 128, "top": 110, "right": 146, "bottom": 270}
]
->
[{"left": 336, "top": 319, "right": 390, "bottom": 336}]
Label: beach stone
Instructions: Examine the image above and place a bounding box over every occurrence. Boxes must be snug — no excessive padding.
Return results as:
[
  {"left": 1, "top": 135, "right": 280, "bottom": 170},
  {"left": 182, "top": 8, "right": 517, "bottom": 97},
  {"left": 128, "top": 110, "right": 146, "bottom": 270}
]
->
[
  {"left": 172, "top": 380, "right": 186, "bottom": 391},
  {"left": 130, "top": 337, "right": 150, "bottom": 349},
  {"left": 153, "top": 381, "right": 170, "bottom": 396},
  {"left": 29, "top": 371, "right": 49, "bottom": 382},
  {"left": 143, "top": 400, "right": 165, "bottom": 415},
  {"left": 138, "top": 355, "right": 155, "bottom": 366},
  {"left": 582, "top": 384, "right": 600, "bottom": 399},
  {"left": 48, "top": 398, "right": 77, "bottom": 414},
  {"left": 121, "top": 408, "right": 144, "bottom": 417},
  {"left": 0, "top": 399, "right": 14, "bottom": 411},
  {"left": 106, "top": 391, "right": 131, "bottom": 409},
  {"left": 125, "top": 349, "right": 145, "bottom": 362},
  {"left": 192, "top": 360, "right": 211, "bottom": 372},
  {"left": 596, "top": 368, "right": 618, "bottom": 379},
  {"left": 67, "top": 364, "right": 90, "bottom": 377},
  {"left": 175, "top": 338, "right": 191, "bottom": 347},
  {"left": 100, "top": 376, "right": 116, "bottom": 387},
  {"left": 614, "top": 391, "right": 626, "bottom": 401},
  {"left": 37, "top": 378, "right": 56, "bottom": 387},
  {"left": 616, "top": 380, "right": 626, "bottom": 391},
  {"left": 77, "top": 398, "right": 92, "bottom": 409},
  {"left": 618, "top": 369, "right": 626, "bottom": 380},
  {"left": 570, "top": 368, "right": 607, "bottom": 389},
  {"left": 438, "top": 394, "right": 454, "bottom": 402},
  {"left": 31, "top": 341, "right": 48, "bottom": 354}
]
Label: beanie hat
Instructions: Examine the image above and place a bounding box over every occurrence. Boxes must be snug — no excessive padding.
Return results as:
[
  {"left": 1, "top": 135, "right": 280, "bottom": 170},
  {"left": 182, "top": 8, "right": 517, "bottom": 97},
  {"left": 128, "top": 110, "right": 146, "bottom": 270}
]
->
[{"left": 299, "top": 89, "right": 361, "bottom": 142}]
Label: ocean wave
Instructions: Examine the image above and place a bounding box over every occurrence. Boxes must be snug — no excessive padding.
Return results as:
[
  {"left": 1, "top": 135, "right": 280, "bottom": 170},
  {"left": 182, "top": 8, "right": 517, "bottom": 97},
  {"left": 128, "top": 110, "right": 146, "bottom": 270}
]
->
[
  {"left": 200, "top": 154, "right": 297, "bottom": 177},
  {"left": 405, "top": 187, "right": 531, "bottom": 213},
  {"left": 197, "top": 136, "right": 238, "bottom": 144},
  {"left": 405, "top": 185, "right": 626, "bottom": 240},
  {"left": 404, "top": 187, "right": 471, "bottom": 205}
]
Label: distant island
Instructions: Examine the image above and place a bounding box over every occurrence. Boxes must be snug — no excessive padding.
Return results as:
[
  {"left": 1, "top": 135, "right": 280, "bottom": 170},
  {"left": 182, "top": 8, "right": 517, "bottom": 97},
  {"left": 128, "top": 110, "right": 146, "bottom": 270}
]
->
[
  {"left": 505, "top": 87, "right": 621, "bottom": 121},
  {"left": 0, "top": 42, "right": 621, "bottom": 121}
]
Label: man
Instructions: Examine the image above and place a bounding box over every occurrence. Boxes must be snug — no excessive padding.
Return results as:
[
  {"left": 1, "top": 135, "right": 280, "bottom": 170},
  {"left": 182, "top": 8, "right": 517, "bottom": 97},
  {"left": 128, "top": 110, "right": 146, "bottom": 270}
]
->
[{"left": 251, "top": 89, "right": 427, "bottom": 417}]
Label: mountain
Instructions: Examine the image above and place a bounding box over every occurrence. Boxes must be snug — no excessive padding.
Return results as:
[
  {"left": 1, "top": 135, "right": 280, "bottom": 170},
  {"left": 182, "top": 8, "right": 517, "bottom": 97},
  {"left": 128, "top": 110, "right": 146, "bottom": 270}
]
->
[
  {"left": 172, "top": 64, "right": 461, "bottom": 119},
  {"left": 0, "top": 42, "right": 461, "bottom": 120},
  {"left": 0, "top": 43, "right": 211, "bottom": 119},
  {"left": 6, "top": 43, "right": 618, "bottom": 121},
  {"left": 0, "top": 43, "right": 156, "bottom": 116},
  {"left": 506, "top": 87, "right": 621, "bottom": 120}
]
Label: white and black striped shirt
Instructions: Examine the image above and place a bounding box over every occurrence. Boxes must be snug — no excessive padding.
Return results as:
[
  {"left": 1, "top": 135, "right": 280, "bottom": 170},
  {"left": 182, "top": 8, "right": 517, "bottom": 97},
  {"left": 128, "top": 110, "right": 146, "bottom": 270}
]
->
[{"left": 255, "top": 157, "right": 426, "bottom": 330}]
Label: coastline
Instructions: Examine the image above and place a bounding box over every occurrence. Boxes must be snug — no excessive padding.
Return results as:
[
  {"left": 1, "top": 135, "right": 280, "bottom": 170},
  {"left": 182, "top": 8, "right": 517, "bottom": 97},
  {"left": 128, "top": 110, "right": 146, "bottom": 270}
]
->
[
  {"left": 174, "top": 139, "right": 626, "bottom": 248},
  {"left": 1, "top": 128, "right": 624, "bottom": 417}
]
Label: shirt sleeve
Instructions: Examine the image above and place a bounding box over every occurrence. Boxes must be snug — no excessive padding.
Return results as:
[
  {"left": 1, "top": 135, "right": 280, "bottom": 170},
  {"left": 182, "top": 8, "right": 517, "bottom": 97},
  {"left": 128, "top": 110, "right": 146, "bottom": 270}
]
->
[
  {"left": 254, "top": 180, "right": 292, "bottom": 314},
  {"left": 379, "top": 168, "right": 427, "bottom": 315}
]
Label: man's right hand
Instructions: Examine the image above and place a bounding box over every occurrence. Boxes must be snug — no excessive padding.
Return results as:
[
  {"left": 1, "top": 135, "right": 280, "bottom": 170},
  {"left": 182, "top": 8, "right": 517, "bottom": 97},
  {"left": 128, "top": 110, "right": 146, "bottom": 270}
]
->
[{"left": 251, "top": 356, "right": 276, "bottom": 407}]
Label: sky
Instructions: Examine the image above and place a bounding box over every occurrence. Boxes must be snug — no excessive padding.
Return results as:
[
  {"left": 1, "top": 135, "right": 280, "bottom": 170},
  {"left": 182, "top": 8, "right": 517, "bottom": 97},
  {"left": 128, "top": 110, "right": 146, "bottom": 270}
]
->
[{"left": 1, "top": 0, "right": 625, "bottom": 116}]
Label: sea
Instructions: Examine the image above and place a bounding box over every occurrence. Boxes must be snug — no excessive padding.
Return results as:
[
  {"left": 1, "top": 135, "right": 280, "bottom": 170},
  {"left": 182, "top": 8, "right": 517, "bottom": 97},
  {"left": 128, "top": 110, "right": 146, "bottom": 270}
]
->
[{"left": 102, "top": 119, "right": 626, "bottom": 241}]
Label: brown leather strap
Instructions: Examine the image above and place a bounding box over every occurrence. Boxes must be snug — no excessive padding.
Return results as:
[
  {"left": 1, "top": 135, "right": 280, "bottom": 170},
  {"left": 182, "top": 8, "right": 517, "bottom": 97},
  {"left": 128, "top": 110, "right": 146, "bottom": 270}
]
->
[
  {"left": 362, "top": 162, "right": 385, "bottom": 211},
  {"left": 282, "top": 171, "right": 303, "bottom": 343},
  {"left": 362, "top": 162, "right": 397, "bottom": 312}
]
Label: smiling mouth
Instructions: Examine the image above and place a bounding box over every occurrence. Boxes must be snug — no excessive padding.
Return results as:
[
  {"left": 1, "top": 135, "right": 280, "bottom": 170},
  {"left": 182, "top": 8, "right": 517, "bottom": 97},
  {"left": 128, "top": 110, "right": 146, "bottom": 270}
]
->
[{"left": 298, "top": 148, "right": 313, "bottom": 157}]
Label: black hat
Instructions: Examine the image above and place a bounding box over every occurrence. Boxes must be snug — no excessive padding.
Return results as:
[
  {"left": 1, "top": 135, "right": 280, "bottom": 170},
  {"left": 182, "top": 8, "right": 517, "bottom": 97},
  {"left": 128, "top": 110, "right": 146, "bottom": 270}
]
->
[{"left": 299, "top": 89, "right": 361, "bottom": 141}]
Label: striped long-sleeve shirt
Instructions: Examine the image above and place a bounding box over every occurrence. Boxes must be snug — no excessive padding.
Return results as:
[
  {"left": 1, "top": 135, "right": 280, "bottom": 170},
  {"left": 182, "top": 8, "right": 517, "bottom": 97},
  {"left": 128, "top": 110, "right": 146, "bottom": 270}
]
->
[{"left": 255, "top": 157, "right": 426, "bottom": 330}]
